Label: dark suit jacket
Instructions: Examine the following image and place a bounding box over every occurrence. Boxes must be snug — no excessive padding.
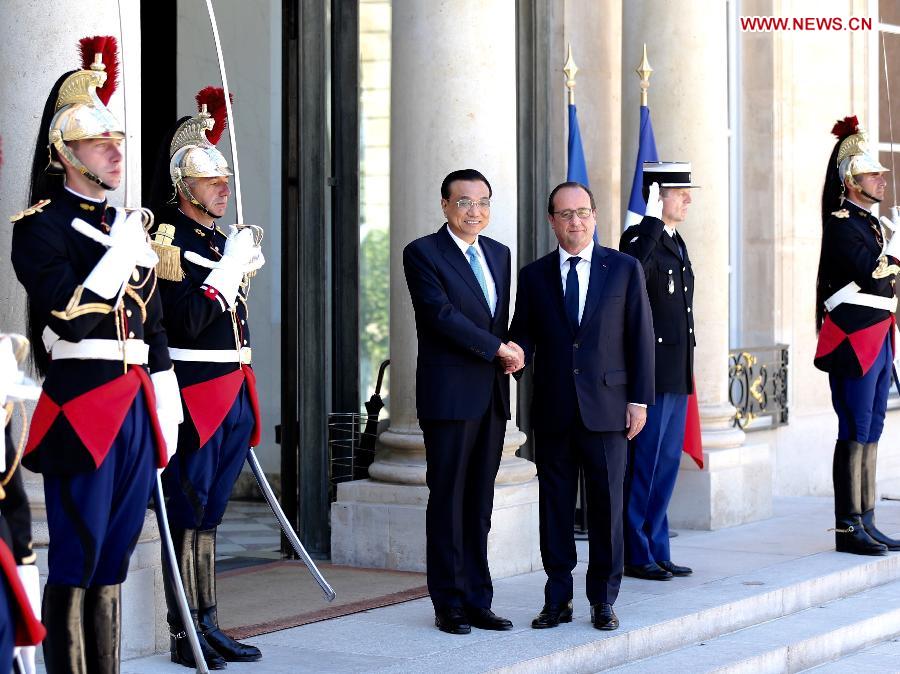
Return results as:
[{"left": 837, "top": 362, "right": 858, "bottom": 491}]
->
[
  {"left": 509, "top": 243, "right": 655, "bottom": 433},
  {"left": 619, "top": 216, "right": 695, "bottom": 394},
  {"left": 403, "top": 224, "right": 511, "bottom": 421}
]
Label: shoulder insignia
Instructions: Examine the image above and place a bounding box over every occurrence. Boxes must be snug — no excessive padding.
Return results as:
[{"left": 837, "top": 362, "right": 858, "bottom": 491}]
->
[
  {"left": 873, "top": 254, "right": 900, "bottom": 279},
  {"left": 215, "top": 225, "right": 228, "bottom": 238},
  {"left": 151, "top": 223, "right": 185, "bottom": 282},
  {"left": 9, "top": 199, "right": 52, "bottom": 223},
  {"left": 831, "top": 209, "right": 850, "bottom": 219}
]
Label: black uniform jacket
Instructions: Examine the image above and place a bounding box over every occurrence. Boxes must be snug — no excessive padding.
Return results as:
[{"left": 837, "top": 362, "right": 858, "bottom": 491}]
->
[
  {"left": 11, "top": 187, "right": 170, "bottom": 474},
  {"left": 619, "top": 216, "right": 695, "bottom": 395},
  {"left": 149, "top": 207, "right": 260, "bottom": 452},
  {"left": 509, "top": 244, "right": 655, "bottom": 433},
  {"left": 815, "top": 200, "right": 898, "bottom": 378}
]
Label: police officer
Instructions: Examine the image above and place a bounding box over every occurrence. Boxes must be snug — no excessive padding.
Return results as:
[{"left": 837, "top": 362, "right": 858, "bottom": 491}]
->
[
  {"left": 815, "top": 116, "right": 900, "bottom": 556},
  {"left": 10, "top": 37, "right": 181, "bottom": 672},
  {"left": 148, "top": 87, "right": 264, "bottom": 668},
  {"left": 619, "top": 161, "right": 698, "bottom": 581}
]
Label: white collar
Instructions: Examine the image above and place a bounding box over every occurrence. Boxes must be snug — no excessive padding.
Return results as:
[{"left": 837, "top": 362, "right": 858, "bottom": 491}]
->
[
  {"left": 447, "top": 224, "right": 481, "bottom": 256},
  {"left": 664, "top": 224, "right": 677, "bottom": 238},
  {"left": 558, "top": 241, "right": 594, "bottom": 267},
  {"left": 64, "top": 183, "right": 105, "bottom": 204}
]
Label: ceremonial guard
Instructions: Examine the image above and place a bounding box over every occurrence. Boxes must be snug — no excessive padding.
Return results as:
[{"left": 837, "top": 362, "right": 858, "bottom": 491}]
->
[
  {"left": 815, "top": 116, "right": 900, "bottom": 556},
  {"left": 619, "top": 162, "right": 698, "bottom": 581},
  {"left": 149, "top": 87, "right": 264, "bottom": 668},
  {"left": 10, "top": 37, "right": 181, "bottom": 672},
  {"left": 1, "top": 332, "right": 44, "bottom": 674}
]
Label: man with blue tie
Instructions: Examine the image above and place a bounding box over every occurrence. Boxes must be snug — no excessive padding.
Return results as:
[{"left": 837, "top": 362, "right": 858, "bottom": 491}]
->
[
  {"left": 508, "top": 181, "right": 655, "bottom": 631},
  {"left": 403, "top": 169, "right": 521, "bottom": 635}
]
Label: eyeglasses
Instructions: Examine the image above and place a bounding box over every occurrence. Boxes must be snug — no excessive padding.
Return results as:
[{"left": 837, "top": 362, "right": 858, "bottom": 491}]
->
[
  {"left": 552, "top": 208, "right": 593, "bottom": 220},
  {"left": 454, "top": 198, "right": 491, "bottom": 210}
]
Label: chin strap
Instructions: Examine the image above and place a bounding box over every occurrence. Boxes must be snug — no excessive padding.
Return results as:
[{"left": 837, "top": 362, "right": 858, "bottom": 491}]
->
[
  {"left": 176, "top": 180, "right": 217, "bottom": 219},
  {"left": 51, "top": 136, "right": 115, "bottom": 191}
]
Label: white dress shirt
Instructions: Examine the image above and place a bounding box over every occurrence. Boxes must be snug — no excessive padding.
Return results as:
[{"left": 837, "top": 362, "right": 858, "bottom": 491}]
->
[
  {"left": 558, "top": 242, "right": 593, "bottom": 324},
  {"left": 447, "top": 226, "right": 497, "bottom": 315}
]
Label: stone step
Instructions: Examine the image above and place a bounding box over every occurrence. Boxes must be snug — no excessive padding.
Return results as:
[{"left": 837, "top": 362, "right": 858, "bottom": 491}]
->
[
  {"left": 406, "top": 549, "right": 900, "bottom": 674},
  {"left": 803, "top": 635, "right": 900, "bottom": 672},
  {"left": 606, "top": 577, "right": 900, "bottom": 673}
]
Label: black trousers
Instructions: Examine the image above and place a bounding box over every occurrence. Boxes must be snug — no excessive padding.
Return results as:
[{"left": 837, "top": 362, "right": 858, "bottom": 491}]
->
[
  {"left": 534, "top": 414, "right": 626, "bottom": 606},
  {"left": 420, "top": 396, "right": 505, "bottom": 611}
]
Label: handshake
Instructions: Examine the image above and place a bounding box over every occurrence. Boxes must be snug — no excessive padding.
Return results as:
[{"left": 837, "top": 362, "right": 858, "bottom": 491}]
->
[{"left": 496, "top": 341, "right": 525, "bottom": 374}]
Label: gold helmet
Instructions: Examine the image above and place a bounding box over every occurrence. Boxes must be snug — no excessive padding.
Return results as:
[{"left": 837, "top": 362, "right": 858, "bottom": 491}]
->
[
  {"left": 169, "top": 87, "right": 232, "bottom": 214},
  {"left": 833, "top": 116, "right": 889, "bottom": 189},
  {"left": 48, "top": 36, "right": 124, "bottom": 189}
]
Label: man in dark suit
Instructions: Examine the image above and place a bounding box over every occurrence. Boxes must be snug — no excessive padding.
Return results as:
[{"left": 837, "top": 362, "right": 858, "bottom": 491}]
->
[
  {"left": 508, "top": 181, "right": 655, "bottom": 631},
  {"left": 403, "top": 169, "right": 521, "bottom": 635},
  {"left": 619, "top": 162, "right": 699, "bottom": 581}
]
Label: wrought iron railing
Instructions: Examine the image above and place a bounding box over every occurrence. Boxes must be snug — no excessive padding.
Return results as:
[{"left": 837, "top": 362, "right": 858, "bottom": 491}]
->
[{"left": 728, "top": 344, "right": 789, "bottom": 430}]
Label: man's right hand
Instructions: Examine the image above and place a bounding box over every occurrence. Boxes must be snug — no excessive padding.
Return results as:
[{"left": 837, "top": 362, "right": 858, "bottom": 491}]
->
[
  {"left": 497, "top": 341, "right": 525, "bottom": 374},
  {"left": 645, "top": 182, "right": 663, "bottom": 220}
]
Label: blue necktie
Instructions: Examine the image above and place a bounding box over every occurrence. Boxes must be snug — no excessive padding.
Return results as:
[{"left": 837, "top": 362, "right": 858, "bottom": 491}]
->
[
  {"left": 565, "top": 256, "right": 581, "bottom": 330},
  {"left": 467, "top": 245, "right": 491, "bottom": 313}
]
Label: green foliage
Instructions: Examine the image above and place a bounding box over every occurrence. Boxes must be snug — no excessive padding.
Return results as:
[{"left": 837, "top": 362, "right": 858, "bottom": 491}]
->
[{"left": 359, "top": 227, "right": 390, "bottom": 402}]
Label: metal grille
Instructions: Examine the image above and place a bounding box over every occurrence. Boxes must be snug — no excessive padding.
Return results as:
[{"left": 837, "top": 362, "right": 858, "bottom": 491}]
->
[{"left": 728, "top": 344, "right": 789, "bottom": 430}]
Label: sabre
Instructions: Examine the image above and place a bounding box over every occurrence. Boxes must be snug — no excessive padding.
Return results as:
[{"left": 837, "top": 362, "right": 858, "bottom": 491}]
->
[
  {"left": 153, "top": 475, "right": 210, "bottom": 674},
  {"left": 248, "top": 449, "right": 336, "bottom": 601}
]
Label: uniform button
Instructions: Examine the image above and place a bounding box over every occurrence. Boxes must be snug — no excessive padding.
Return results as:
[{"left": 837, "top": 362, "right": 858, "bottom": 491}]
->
[
  {"left": 687, "top": 307, "right": 691, "bottom": 313},
  {"left": 131, "top": 270, "right": 140, "bottom": 282},
  {"left": 125, "top": 309, "right": 132, "bottom": 317},
  {"left": 573, "top": 368, "right": 580, "bottom": 375},
  {"left": 241, "top": 319, "right": 246, "bottom": 325},
  {"left": 658, "top": 338, "right": 663, "bottom": 343},
  {"left": 682, "top": 266, "right": 686, "bottom": 271},
  {"left": 243, "top": 340, "right": 248, "bottom": 345},
  {"left": 128, "top": 331, "right": 135, "bottom": 338},
  {"left": 668, "top": 269, "right": 673, "bottom": 275},
  {"left": 684, "top": 286, "right": 688, "bottom": 292},
  {"left": 574, "top": 342, "right": 580, "bottom": 349},
  {"left": 689, "top": 328, "right": 693, "bottom": 334}
]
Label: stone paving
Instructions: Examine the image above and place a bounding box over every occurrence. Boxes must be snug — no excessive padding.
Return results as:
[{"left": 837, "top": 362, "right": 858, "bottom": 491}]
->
[{"left": 111, "top": 496, "right": 900, "bottom": 673}]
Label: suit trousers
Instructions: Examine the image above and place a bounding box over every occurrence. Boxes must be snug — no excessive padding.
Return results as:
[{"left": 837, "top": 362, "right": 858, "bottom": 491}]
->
[
  {"left": 420, "top": 393, "right": 506, "bottom": 611},
  {"left": 535, "top": 413, "right": 626, "bottom": 606},
  {"left": 624, "top": 392, "right": 688, "bottom": 566},
  {"left": 829, "top": 335, "right": 892, "bottom": 443}
]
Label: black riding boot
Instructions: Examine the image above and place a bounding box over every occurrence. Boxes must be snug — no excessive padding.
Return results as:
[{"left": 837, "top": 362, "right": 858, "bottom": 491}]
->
[
  {"left": 84, "top": 584, "right": 121, "bottom": 674},
  {"left": 860, "top": 441, "right": 900, "bottom": 550},
  {"left": 41, "top": 584, "right": 87, "bottom": 674},
  {"left": 833, "top": 439, "right": 888, "bottom": 555},
  {"left": 163, "top": 527, "right": 227, "bottom": 670},
  {"left": 196, "top": 528, "right": 262, "bottom": 662}
]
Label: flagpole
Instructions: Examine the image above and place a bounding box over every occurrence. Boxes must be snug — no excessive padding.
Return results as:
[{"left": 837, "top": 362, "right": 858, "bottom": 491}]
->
[
  {"left": 563, "top": 43, "right": 577, "bottom": 105},
  {"left": 636, "top": 43, "right": 653, "bottom": 106}
]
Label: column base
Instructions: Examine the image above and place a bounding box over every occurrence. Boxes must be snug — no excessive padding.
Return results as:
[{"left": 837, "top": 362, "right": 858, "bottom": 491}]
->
[
  {"left": 330, "top": 478, "right": 541, "bottom": 578},
  {"left": 669, "top": 442, "right": 773, "bottom": 530}
]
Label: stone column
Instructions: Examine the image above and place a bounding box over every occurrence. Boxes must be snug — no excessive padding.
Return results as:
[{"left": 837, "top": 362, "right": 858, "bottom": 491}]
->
[
  {"left": 331, "top": 0, "right": 540, "bottom": 576},
  {"left": 621, "top": 0, "right": 771, "bottom": 528},
  {"left": 0, "top": 1, "right": 168, "bottom": 659}
]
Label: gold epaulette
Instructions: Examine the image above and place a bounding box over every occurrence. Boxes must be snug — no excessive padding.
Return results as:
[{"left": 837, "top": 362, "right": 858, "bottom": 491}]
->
[
  {"left": 831, "top": 209, "right": 850, "bottom": 219},
  {"left": 151, "top": 223, "right": 185, "bottom": 282},
  {"left": 9, "top": 199, "right": 51, "bottom": 222}
]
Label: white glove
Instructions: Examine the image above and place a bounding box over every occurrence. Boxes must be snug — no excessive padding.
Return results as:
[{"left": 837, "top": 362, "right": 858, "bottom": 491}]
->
[
  {"left": 151, "top": 368, "right": 183, "bottom": 462},
  {"left": 0, "top": 335, "right": 18, "bottom": 407},
  {"left": 81, "top": 209, "right": 148, "bottom": 299},
  {"left": 14, "top": 564, "right": 40, "bottom": 674},
  {"left": 645, "top": 182, "right": 663, "bottom": 220},
  {"left": 0, "top": 406, "right": 6, "bottom": 474},
  {"left": 204, "top": 226, "right": 259, "bottom": 308}
]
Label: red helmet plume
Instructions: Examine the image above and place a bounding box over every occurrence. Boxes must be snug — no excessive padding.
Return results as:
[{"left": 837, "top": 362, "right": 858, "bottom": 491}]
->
[
  {"left": 831, "top": 115, "right": 859, "bottom": 140},
  {"left": 78, "top": 36, "right": 119, "bottom": 106},
  {"left": 195, "top": 86, "right": 233, "bottom": 146}
]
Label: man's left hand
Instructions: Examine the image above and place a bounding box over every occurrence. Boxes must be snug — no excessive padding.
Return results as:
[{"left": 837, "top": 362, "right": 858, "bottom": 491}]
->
[{"left": 625, "top": 403, "right": 647, "bottom": 440}]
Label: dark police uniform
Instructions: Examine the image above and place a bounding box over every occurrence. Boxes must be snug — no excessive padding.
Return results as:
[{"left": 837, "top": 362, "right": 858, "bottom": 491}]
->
[
  {"left": 619, "top": 214, "right": 694, "bottom": 568},
  {"left": 10, "top": 188, "right": 170, "bottom": 587}
]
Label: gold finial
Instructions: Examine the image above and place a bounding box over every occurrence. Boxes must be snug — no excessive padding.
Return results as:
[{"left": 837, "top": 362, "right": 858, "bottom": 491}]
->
[
  {"left": 91, "top": 52, "right": 105, "bottom": 72},
  {"left": 635, "top": 43, "right": 653, "bottom": 107},
  {"left": 563, "top": 44, "right": 578, "bottom": 105}
]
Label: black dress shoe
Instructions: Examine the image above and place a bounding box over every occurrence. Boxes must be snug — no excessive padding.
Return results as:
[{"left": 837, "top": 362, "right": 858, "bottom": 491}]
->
[
  {"left": 624, "top": 563, "right": 673, "bottom": 580},
  {"left": 466, "top": 607, "right": 513, "bottom": 631},
  {"left": 531, "top": 601, "right": 573, "bottom": 629},
  {"left": 435, "top": 607, "right": 471, "bottom": 635},
  {"left": 658, "top": 560, "right": 693, "bottom": 577},
  {"left": 590, "top": 603, "right": 619, "bottom": 631}
]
